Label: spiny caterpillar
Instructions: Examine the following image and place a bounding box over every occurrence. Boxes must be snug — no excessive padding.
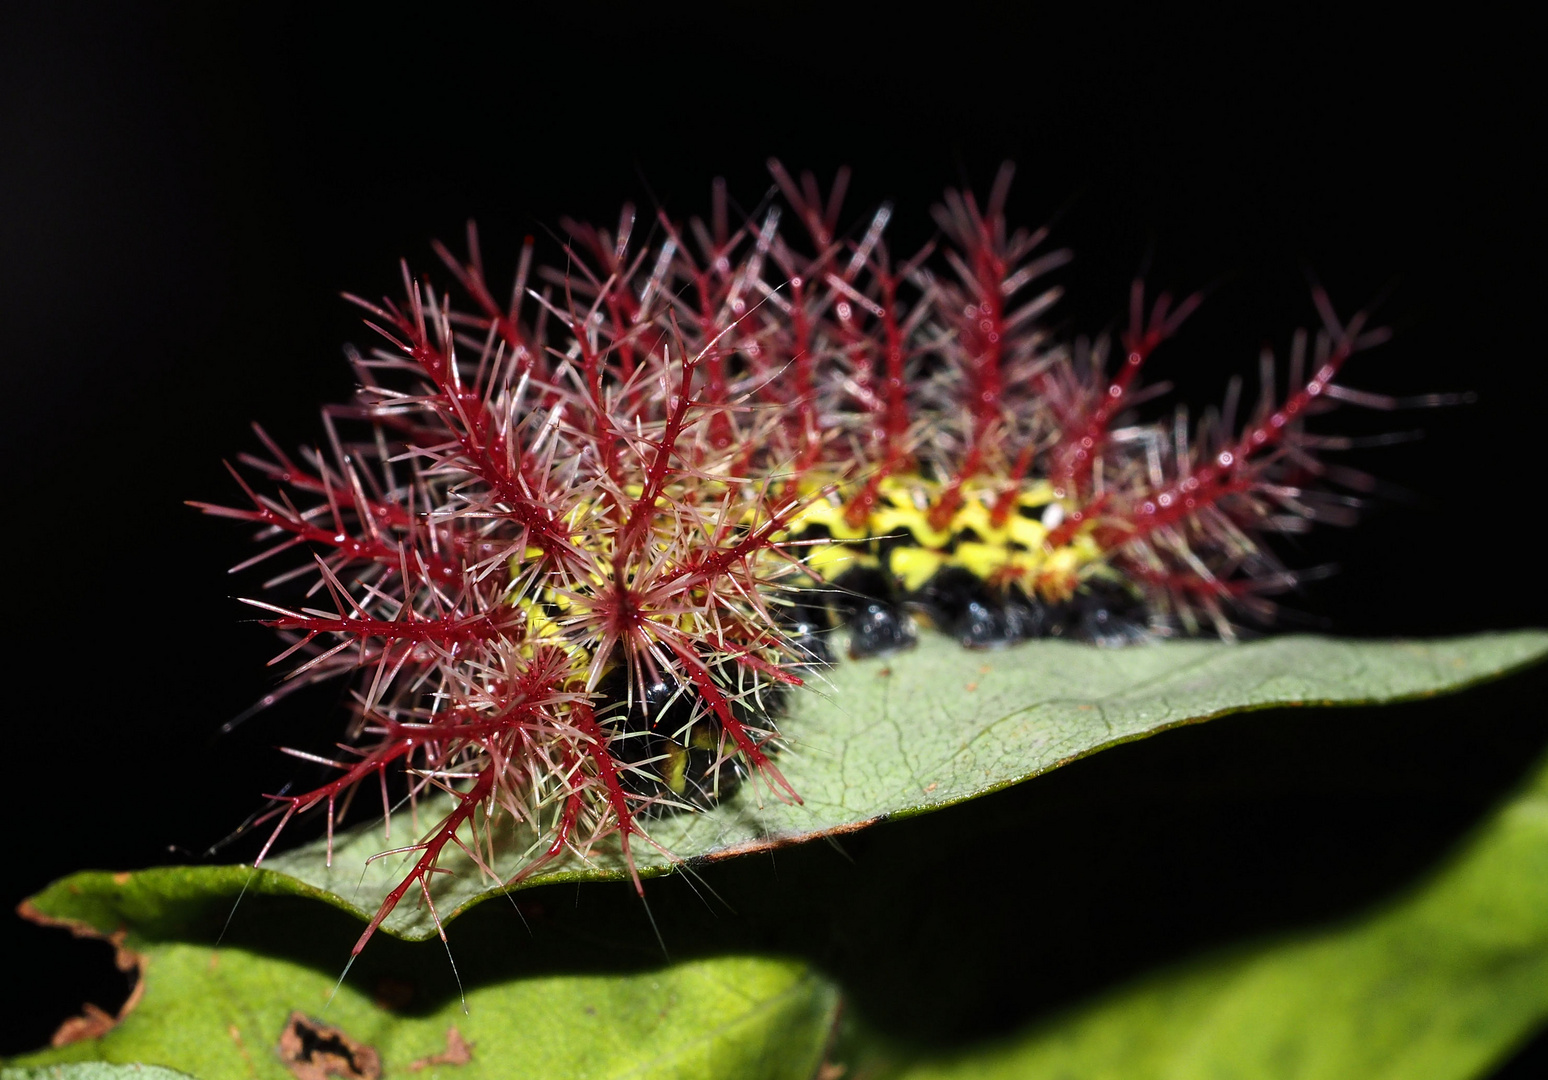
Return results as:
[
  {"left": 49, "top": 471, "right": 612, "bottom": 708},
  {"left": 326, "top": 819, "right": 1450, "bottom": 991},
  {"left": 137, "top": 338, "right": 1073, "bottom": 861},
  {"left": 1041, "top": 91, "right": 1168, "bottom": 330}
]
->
[{"left": 198, "top": 161, "right": 1404, "bottom": 954}]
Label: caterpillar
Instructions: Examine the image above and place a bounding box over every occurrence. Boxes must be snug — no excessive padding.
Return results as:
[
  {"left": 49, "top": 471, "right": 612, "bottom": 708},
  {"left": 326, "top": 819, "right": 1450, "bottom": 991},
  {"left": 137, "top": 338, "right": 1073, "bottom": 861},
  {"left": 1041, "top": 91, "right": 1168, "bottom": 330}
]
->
[{"left": 197, "top": 160, "right": 1403, "bottom": 954}]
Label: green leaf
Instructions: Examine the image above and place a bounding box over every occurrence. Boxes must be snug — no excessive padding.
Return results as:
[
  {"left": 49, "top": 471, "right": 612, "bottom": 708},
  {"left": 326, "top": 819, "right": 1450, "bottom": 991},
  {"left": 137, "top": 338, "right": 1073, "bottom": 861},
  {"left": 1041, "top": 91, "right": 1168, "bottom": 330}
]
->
[
  {"left": 11, "top": 634, "right": 1547, "bottom": 1079},
  {"left": 281, "top": 631, "right": 1548, "bottom": 937},
  {"left": 6, "top": 935, "right": 836, "bottom": 1080},
  {"left": 29, "top": 632, "right": 1548, "bottom": 944},
  {"left": 842, "top": 744, "right": 1548, "bottom": 1080},
  {"left": 2, "top": 1067, "right": 198, "bottom": 1080}
]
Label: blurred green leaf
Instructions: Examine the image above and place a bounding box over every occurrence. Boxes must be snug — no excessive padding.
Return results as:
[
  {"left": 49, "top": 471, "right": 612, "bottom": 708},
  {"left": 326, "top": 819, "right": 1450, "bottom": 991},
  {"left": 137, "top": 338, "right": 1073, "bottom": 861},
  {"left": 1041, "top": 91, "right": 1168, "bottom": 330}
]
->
[
  {"left": 844, "top": 743, "right": 1548, "bottom": 1080},
  {"left": 6, "top": 933, "right": 835, "bottom": 1080},
  {"left": 2, "top": 1066, "right": 197, "bottom": 1080}
]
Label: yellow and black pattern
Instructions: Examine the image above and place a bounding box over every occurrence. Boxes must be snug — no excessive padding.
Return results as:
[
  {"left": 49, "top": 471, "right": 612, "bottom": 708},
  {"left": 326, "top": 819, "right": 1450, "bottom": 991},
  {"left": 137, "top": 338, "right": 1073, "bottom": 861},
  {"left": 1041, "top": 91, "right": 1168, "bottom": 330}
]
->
[
  {"left": 777, "top": 474, "right": 1147, "bottom": 658},
  {"left": 502, "top": 469, "right": 1143, "bottom": 810}
]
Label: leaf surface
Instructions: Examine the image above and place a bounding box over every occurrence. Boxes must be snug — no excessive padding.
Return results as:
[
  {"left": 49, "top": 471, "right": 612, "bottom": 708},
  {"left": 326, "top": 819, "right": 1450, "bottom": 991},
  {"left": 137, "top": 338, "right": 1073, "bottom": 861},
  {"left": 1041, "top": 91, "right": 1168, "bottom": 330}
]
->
[
  {"left": 2, "top": 1067, "right": 198, "bottom": 1080},
  {"left": 34, "top": 632, "right": 1548, "bottom": 942},
  {"left": 6, "top": 937, "right": 835, "bottom": 1080}
]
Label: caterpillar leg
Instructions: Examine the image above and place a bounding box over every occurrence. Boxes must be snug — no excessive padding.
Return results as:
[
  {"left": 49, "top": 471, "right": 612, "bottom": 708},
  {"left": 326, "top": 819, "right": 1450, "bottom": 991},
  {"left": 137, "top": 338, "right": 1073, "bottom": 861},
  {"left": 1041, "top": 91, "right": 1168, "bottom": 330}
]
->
[
  {"left": 829, "top": 566, "right": 918, "bottom": 660},
  {"left": 911, "top": 567, "right": 1025, "bottom": 649},
  {"left": 1069, "top": 581, "right": 1152, "bottom": 647}
]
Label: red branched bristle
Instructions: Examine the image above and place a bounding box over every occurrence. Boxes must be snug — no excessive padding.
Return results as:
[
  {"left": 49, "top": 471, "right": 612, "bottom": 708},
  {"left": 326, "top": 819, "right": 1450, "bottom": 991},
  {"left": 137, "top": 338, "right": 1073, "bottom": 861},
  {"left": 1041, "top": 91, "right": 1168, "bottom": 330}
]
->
[{"left": 198, "top": 160, "right": 1407, "bottom": 951}]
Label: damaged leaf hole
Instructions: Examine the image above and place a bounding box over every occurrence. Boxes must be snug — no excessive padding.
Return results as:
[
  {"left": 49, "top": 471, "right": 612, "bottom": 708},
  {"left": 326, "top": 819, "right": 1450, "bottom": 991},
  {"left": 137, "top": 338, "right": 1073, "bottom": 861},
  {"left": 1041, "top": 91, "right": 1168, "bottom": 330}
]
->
[
  {"left": 276, "top": 1012, "right": 472, "bottom": 1078},
  {"left": 13, "top": 900, "right": 143, "bottom": 1053},
  {"left": 279, "top": 1012, "right": 382, "bottom": 1080}
]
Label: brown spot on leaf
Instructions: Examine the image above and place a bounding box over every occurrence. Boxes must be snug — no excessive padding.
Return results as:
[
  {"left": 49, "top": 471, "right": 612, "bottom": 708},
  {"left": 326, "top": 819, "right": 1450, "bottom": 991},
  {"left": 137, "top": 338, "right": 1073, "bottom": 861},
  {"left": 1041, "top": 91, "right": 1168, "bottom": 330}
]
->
[
  {"left": 229, "top": 1025, "right": 257, "bottom": 1073},
  {"left": 278, "top": 1012, "right": 382, "bottom": 1080},
  {"left": 407, "top": 1026, "right": 474, "bottom": 1071},
  {"left": 111, "top": 872, "right": 132, "bottom": 886}
]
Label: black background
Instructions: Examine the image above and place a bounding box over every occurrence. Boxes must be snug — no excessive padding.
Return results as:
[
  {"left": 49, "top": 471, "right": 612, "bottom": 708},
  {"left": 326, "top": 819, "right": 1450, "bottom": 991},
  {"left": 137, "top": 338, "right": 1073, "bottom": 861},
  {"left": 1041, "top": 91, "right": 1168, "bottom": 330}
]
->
[{"left": 3, "top": 1, "right": 1546, "bottom": 1071}]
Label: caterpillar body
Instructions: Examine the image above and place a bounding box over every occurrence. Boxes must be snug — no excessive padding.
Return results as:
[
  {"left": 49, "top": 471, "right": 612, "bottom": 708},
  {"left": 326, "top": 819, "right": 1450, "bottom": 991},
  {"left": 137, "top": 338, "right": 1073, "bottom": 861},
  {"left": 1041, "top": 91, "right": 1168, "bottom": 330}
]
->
[{"left": 198, "top": 161, "right": 1398, "bottom": 952}]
